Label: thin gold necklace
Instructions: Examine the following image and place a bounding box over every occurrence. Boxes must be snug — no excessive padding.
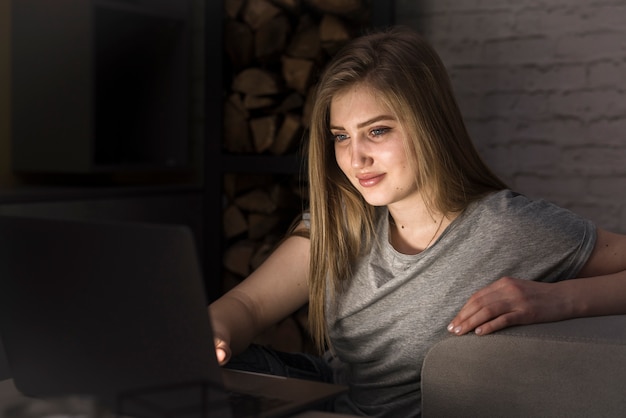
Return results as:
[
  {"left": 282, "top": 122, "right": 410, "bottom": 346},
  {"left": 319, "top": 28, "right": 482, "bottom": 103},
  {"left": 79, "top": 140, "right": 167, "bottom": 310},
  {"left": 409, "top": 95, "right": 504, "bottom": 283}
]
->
[
  {"left": 424, "top": 215, "right": 444, "bottom": 249},
  {"left": 389, "top": 214, "right": 445, "bottom": 249}
]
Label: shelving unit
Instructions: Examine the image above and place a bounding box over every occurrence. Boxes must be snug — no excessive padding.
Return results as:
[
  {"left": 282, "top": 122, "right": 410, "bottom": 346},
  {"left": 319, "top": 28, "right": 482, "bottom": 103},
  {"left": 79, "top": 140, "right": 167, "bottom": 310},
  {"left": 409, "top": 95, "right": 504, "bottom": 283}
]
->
[{"left": 202, "top": 0, "right": 395, "bottom": 302}]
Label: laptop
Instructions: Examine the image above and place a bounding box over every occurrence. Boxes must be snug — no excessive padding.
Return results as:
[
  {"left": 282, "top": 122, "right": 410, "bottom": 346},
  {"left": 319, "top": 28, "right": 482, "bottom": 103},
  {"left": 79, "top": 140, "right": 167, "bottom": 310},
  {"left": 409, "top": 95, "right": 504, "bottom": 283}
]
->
[{"left": 0, "top": 215, "right": 347, "bottom": 417}]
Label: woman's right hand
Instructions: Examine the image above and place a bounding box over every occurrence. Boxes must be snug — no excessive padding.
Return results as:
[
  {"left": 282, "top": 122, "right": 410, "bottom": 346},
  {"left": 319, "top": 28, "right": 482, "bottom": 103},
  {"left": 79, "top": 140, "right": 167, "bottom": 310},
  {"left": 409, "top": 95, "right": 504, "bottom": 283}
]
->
[{"left": 214, "top": 336, "right": 232, "bottom": 366}]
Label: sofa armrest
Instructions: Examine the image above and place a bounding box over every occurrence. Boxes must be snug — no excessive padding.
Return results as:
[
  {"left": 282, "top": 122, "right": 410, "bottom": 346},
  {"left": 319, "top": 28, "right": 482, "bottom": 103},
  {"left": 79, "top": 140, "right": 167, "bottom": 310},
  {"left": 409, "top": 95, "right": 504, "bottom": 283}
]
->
[{"left": 421, "top": 315, "right": 626, "bottom": 417}]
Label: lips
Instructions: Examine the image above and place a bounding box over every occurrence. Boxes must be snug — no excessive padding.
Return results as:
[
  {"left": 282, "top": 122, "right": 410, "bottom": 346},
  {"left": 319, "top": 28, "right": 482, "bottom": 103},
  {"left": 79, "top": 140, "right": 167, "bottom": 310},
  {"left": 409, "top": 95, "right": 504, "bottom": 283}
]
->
[{"left": 356, "top": 173, "right": 385, "bottom": 187}]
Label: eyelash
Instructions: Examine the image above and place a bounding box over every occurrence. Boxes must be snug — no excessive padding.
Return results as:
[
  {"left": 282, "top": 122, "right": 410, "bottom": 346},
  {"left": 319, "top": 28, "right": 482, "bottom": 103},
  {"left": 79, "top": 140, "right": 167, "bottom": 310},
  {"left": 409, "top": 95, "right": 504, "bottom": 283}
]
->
[
  {"left": 371, "top": 127, "right": 389, "bottom": 137},
  {"left": 331, "top": 127, "right": 390, "bottom": 143}
]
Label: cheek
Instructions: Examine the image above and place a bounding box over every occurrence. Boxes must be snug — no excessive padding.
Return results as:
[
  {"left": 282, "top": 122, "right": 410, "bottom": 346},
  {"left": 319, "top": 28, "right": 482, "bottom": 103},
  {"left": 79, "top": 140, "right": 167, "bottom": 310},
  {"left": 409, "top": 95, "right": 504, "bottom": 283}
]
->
[
  {"left": 334, "top": 146, "right": 350, "bottom": 172},
  {"left": 390, "top": 144, "right": 411, "bottom": 167}
]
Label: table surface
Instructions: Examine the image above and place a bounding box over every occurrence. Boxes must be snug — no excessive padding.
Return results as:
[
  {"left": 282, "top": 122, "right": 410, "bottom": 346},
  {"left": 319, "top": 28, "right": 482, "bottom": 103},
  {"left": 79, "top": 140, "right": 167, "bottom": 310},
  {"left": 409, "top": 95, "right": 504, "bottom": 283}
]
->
[{"left": 0, "top": 378, "right": 359, "bottom": 417}]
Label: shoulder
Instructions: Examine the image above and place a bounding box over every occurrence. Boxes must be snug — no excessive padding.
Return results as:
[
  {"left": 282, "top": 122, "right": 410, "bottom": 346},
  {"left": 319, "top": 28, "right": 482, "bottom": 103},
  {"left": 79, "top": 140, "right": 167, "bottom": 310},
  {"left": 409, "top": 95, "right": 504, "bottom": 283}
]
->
[
  {"left": 473, "top": 189, "right": 581, "bottom": 222},
  {"left": 474, "top": 189, "right": 551, "bottom": 214},
  {"left": 452, "top": 190, "right": 597, "bottom": 281},
  {"left": 463, "top": 189, "right": 595, "bottom": 240}
]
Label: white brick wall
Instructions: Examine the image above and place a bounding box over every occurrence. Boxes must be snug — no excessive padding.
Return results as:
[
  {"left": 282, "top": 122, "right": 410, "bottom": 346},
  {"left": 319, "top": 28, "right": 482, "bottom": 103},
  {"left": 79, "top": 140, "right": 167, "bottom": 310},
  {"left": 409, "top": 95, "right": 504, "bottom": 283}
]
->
[{"left": 396, "top": 0, "right": 626, "bottom": 232}]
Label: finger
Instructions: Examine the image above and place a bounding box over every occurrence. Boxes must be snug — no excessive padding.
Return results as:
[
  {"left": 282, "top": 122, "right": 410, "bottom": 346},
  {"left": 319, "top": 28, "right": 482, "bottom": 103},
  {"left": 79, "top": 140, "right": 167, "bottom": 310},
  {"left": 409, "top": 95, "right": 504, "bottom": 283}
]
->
[
  {"left": 450, "top": 292, "right": 522, "bottom": 335},
  {"left": 448, "top": 277, "right": 522, "bottom": 334},
  {"left": 449, "top": 310, "right": 495, "bottom": 335},
  {"left": 454, "top": 296, "right": 533, "bottom": 336},
  {"left": 454, "top": 279, "right": 508, "bottom": 318},
  {"left": 448, "top": 290, "right": 506, "bottom": 334},
  {"left": 448, "top": 305, "right": 499, "bottom": 335},
  {"left": 216, "top": 347, "right": 230, "bottom": 365},
  {"left": 214, "top": 338, "right": 232, "bottom": 366},
  {"left": 474, "top": 312, "right": 523, "bottom": 335}
]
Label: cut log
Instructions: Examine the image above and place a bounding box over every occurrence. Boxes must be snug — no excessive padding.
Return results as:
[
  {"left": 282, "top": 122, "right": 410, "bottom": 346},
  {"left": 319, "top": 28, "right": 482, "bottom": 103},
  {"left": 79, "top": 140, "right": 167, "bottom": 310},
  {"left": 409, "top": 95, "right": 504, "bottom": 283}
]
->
[
  {"left": 270, "top": 183, "right": 302, "bottom": 210},
  {"left": 319, "top": 14, "right": 352, "bottom": 54},
  {"left": 243, "top": 94, "right": 276, "bottom": 110},
  {"left": 286, "top": 16, "right": 322, "bottom": 60},
  {"left": 223, "top": 239, "right": 257, "bottom": 277},
  {"left": 223, "top": 204, "right": 248, "bottom": 239},
  {"left": 306, "top": 0, "right": 363, "bottom": 14},
  {"left": 282, "top": 56, "right": 315, "bottom": 94},
  {"left": 223, "top": 99, "right": 253, "bottom": 153},
  {"left": 271, "top": 0, "right": 302, "bottom": 13},
  {"left": 235, "top": 188, "right": 278, "bottom": 214},
  {"left": 248, "top": 213, "right": 281, "bottom": 240},
  {"left": 232, "top": 68, "right": 282, "bottom": 95},
  {"left": 275, "top": 92, "right": 304, "bottom": 113},
  {"left": 242, "top": 0, "right": 282, "bottom": 30},
  {"left": 223, "top": 19, "right": 254, "bottom": 70},
  {"left": 226, "top": 92, "right": 249, "bottom": 117},
  {"left": 250, "top": 115, "right": 278, "bottom": 153},
  {"left": 255, "top": 14, "right": 291, "bottom": 60},
  {"left": 227, "top": 173, "right": 276, "bottom": 197},
  {"left": 270, "top": 113, "right": 302, "bottom": 155},
  {"left": 224, "top": 0, "right": 245, "bottom": 19}
]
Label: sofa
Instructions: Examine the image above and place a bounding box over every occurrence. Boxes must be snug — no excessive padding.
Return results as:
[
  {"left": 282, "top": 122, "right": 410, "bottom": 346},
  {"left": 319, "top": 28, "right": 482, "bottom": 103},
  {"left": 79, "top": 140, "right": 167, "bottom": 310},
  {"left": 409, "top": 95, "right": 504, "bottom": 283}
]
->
[{"left": 421, "top": 315, "right": 626, "bottom": 417}]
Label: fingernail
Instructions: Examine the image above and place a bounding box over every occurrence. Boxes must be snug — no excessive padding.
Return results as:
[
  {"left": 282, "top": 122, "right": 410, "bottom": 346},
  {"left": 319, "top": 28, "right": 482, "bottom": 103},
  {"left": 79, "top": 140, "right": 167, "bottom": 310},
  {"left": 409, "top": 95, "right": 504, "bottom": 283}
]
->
[
  {"left": 447, "top": 323, "right": 454, "bottom": 332},
  {"left": 475, "top": 327, "right": 483, "bottom": 335},
  {"left": 454, "top": 326, "right": 462, "bottom": 335}
]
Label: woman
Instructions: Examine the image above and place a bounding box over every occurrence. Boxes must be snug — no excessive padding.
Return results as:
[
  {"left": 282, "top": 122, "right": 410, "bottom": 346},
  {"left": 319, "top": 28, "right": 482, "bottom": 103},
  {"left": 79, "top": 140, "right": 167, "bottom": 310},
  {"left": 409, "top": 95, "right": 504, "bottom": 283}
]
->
[{"left": 210, "top": 26, "right": 626, "bottom": 417}]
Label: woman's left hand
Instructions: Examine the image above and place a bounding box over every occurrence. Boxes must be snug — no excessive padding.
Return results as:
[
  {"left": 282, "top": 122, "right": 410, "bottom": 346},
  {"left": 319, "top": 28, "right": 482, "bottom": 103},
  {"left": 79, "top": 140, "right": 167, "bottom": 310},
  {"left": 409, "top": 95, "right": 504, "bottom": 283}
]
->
[{"left": 447, "top": 276, "right": 572, "bottom": 336}]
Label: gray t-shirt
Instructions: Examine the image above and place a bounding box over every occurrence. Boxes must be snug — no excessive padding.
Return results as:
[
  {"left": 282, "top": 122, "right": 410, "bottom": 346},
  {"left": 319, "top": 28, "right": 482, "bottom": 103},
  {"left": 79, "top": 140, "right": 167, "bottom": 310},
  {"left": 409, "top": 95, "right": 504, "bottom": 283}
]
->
[{"left": 326, "top": 190, "right": 596, "bottom": 417}]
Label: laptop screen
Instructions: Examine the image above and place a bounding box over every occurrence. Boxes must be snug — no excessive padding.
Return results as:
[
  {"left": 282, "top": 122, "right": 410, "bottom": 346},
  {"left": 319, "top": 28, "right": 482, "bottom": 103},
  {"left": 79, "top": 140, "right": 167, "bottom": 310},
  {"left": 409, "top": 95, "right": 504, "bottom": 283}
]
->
[
  {"left": 0, "top": 216, "right": 347, "bottom": 418},
  {"left": 0, "top": 216, "right": 223, "bottom": 406}
]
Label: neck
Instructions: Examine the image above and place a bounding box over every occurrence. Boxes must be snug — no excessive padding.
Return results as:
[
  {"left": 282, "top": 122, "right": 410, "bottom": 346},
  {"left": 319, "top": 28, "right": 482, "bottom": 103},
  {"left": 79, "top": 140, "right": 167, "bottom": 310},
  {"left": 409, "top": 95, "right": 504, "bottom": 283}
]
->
[{"left": 388, "top": 207, "right": 450, "bottom": 255}]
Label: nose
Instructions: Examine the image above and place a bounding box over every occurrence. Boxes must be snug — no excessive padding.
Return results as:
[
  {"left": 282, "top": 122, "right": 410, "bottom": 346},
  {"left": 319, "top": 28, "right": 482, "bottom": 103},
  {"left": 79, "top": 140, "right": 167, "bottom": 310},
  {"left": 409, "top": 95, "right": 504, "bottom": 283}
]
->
[{"left": 350, "top": 136, "right": 373, "bottom": 169}]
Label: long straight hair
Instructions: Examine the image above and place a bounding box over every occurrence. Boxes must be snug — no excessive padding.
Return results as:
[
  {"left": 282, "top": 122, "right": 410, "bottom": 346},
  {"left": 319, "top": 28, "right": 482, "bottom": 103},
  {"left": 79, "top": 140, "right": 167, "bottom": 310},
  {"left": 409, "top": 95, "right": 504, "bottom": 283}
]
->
[{"left": 305, "top": 26, "right": 507, "bottom": 352}]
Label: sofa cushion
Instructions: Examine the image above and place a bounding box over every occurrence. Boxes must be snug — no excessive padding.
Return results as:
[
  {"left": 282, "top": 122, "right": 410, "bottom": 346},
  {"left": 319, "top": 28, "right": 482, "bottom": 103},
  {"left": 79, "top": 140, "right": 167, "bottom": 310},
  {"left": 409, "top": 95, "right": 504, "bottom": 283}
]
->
[{"left": 421, "top": 315, "right": 626, "bottom": 417}]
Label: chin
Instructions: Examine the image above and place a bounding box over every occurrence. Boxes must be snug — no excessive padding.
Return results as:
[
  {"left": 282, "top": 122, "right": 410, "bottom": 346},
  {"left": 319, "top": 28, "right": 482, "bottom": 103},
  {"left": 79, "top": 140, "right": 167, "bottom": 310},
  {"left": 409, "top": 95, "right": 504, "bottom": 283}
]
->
[{"left": 361, "top": 195, "right": 391, "bottom": 207}]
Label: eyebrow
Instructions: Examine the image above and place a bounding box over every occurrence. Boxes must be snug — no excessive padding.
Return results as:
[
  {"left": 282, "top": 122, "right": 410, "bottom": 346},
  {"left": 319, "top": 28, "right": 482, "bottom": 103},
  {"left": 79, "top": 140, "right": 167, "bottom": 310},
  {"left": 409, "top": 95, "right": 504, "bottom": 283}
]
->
[{"left": 330, "top": 115, "right": 396, "bottom": 131}]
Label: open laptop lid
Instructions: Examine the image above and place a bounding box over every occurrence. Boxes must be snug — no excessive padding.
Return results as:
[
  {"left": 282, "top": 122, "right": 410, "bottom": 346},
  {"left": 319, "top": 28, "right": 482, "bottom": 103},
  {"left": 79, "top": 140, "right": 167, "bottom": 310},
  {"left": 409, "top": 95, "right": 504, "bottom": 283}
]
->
[{"left": 0, "top": 215, "right": 230, "bottom": 414}]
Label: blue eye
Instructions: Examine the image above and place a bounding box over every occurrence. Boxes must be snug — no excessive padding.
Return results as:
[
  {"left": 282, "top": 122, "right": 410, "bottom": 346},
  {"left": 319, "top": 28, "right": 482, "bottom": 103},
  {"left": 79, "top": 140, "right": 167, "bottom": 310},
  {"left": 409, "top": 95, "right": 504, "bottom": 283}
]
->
[
  {"left": 332, "top": 133, "right": 349, "bottom": 142},
  {"left": 371, "top": 128, "right": 389, "bottom": 137}
]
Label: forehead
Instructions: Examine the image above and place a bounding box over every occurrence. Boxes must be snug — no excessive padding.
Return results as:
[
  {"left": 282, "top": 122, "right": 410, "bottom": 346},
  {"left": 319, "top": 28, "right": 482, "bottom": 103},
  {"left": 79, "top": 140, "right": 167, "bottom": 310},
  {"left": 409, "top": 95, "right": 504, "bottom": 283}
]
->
[{"left": 330, "top": 84, "right": 393, "bottom": 123}]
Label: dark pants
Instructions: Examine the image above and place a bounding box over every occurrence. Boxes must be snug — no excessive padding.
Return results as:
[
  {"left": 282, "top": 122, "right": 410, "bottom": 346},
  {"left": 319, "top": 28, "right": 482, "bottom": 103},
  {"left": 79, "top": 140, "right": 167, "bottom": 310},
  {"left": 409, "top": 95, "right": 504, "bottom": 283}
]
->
[
  {"left": 224, "top": 344, "right": 338, "bottom": 412},
  {"left": 224, "top": 344, "right": 335, "bottom": 383}
]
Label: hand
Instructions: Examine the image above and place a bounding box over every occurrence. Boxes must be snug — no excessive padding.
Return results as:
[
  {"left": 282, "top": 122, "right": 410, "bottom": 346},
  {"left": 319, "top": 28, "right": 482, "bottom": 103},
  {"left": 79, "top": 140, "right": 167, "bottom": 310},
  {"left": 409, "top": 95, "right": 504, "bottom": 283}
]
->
[
  {"left": 447, "top": 276, "right": 571, "bottom": 336},
  {"left": 214, "top": 337, "right": 232, "bottom": 366}
]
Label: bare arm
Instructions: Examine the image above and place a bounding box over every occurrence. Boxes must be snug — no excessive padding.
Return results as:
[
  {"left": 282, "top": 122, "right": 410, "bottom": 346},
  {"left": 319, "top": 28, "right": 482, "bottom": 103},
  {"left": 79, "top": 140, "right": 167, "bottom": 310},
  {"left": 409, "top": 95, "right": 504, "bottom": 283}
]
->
[
  {"left": 448, "top": 227, "right": 626, "bottom": 336},
  {"left": 209, "top": 233, "right": 310, "bottom": 364}
]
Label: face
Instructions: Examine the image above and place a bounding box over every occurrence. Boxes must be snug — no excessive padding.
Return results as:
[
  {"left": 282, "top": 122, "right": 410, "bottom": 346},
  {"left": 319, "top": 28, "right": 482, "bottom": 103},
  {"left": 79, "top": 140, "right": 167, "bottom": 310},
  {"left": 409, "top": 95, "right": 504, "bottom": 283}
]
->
[{"left": 329, "top": 84, "right": 420, "bottom": 207}]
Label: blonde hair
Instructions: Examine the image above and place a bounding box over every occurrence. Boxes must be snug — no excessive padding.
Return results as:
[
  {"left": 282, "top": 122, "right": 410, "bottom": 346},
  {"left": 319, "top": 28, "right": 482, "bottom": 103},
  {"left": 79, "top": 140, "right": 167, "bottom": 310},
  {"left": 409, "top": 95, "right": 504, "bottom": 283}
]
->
[{"left": 305, "top": 26, "right": 507, "bottom": 352}]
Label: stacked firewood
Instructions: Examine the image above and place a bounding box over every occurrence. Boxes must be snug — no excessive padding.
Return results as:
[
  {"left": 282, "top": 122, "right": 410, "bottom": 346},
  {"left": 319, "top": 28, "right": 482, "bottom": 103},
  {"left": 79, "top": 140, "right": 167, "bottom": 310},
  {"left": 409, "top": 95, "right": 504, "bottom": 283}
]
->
[
  {"left": 222, "top": 0, "right": 372, "bottom": 154},
  {"left": 221, "top": 172, "right": 305, "bottom": 281},
  {"left": 220, "top": 0, "right": 372, "bottom": 353}
]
